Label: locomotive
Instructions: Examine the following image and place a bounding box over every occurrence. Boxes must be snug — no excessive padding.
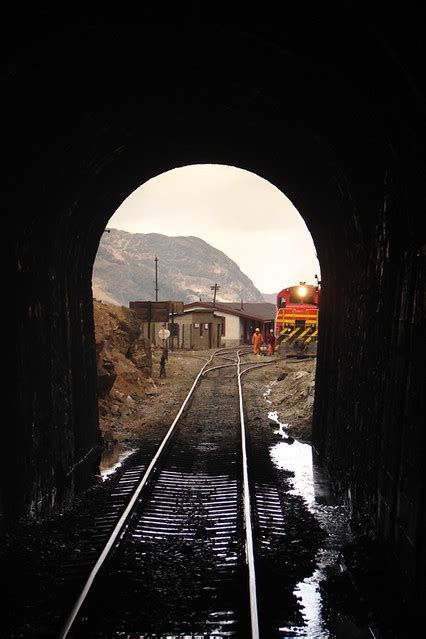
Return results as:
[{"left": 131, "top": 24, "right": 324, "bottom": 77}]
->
[{"left": 274, "top": 278, "right": 320, "bottom": 354}]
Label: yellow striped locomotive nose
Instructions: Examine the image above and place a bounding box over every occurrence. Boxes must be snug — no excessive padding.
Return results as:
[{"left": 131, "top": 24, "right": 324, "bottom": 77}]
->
[{"left": 274, "top": 281, "right": 320, "bottom": 354}]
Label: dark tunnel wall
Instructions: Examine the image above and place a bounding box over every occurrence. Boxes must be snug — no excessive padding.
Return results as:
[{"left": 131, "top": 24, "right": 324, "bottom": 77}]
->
[{"left": 8, "top": 19, "right": 425, "bottom": 606}]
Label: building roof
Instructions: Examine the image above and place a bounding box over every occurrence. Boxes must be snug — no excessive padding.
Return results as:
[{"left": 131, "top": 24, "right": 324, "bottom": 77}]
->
[
  {"left": 221, "top": 302, "right": 277, "bottom": 320},
  {"left": 183, "top": 301, "right": 276, "bottom": 322}
]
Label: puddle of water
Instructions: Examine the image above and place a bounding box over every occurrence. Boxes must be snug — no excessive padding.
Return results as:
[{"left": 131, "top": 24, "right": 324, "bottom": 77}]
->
[
  {"left": 267, "top": 406, "right": 372, "bottom": 638},
  {"left": 263, "top": 383, "right": 276, "bottom": 405},
  {"left": 99, "top": 442, "right": 136, "bottom": 480}
]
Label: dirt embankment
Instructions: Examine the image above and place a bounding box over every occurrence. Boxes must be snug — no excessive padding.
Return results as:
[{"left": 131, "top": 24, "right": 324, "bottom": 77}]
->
[
  {"left": 93, "top": 299, "right": 317, "bottom": 446},
  {"left": 266, "top": 358, "right": 316, "bottom": 441},
  {"left": 237, "top": 355, "right": 316, "bottom": 442}
]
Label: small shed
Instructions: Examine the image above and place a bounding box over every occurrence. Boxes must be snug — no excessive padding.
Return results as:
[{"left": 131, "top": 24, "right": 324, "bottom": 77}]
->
[{"left": 172, "top": 309, "right": 223, "bottom": 350}]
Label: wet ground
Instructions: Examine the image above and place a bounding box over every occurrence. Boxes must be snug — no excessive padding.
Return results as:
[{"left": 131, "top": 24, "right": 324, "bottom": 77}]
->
[
  {"left": 99, "top": 441, "right": 136, "bottom": 480},
  {"left": 245, "top": 369, "right": 417, "bottom": 639},
  {"left": 267, "top": 409, "right": 372, "bottom": 637}
]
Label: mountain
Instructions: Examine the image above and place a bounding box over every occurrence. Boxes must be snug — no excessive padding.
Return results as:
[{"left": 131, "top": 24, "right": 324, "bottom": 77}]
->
[{"left": 92, "top": 229, "right": 265, "bottom": 306}]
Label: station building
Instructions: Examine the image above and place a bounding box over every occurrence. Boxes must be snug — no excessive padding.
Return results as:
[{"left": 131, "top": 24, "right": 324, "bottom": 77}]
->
[{"left": 172, "top": 301, "right": 276, "bottom": 349}]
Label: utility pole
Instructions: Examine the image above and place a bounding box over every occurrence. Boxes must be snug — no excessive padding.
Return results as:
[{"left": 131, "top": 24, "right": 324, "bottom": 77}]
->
[
  {"left": 171, "top": 305, "right": 175, "bottom": 352},
  {"left": 155, "top": 257, "right": 159, "bottom": 302},
  {"left": 210, "top": 282, "right": 220, "bottom": 306}
]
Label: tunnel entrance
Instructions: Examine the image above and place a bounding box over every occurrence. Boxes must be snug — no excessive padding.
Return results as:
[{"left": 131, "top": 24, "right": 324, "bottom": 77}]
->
[
  {"left": 91, "top": 163, "right": 321, "bottom": 471},
  {"left": 9, "top": 20, "right": 425, "bottom": 621}
]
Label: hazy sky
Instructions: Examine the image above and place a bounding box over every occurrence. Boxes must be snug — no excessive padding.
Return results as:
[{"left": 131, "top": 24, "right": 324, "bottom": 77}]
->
[{"left": 108, "top": 164, "right": 320, "bottom": 294}]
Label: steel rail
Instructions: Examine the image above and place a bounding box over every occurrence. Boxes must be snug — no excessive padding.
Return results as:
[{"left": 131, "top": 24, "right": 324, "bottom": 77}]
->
[
  {"left": 202, "top": 347, "right": 252, "bottom": 376},
  {"left": 236, "top": 353, "right": 284, "bottom": 639},
  {"left": 236, "top": 348, "right": 261, "bottom": 639},
  {"left": 202, "top": 362, "right": 236, "bottom": 376},
  {"left": 203, "top": 349, "right": 262, "bottom": 377},
  {"left": 58, "top": 348, "right": 222, "bottom": 639},
  {"left": 202, "top": 353, "right": 280, "bottom": 377}
]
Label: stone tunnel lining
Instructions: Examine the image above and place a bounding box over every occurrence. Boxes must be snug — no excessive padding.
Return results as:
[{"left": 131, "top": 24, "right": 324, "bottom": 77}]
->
[{"left": 9, "top": 20, "right": 425, "bottom": 608}]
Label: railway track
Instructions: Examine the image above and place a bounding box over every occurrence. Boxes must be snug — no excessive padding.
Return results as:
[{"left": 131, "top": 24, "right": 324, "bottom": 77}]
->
[{"left": 57, "top": 347, "right": 285, "bottom": 638}]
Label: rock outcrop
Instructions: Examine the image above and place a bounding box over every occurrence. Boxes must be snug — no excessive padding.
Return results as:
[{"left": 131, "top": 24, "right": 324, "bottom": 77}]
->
[{"left": 93, "top": 299, "right": 153, "bottom": 437}]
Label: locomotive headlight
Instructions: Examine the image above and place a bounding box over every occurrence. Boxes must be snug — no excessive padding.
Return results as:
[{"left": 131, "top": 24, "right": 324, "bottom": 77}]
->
[{"left": 298, "top": 285, "right": 307, "bottom": 298}]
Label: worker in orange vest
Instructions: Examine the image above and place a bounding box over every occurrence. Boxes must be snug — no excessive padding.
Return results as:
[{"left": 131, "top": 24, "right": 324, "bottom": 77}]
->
[{"left": 251, "top": 327, "right": 264, "bottom": 355}]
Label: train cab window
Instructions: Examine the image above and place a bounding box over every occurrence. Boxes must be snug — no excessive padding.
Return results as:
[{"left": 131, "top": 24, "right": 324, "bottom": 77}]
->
[{"left": 280, "top": 297, "right": 286, "bottom": 308}]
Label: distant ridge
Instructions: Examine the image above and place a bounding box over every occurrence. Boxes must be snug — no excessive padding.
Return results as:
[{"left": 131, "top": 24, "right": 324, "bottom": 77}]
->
[
  {"left": 262, "top": 292, "right": 277, "bottom": 304},
  {"left": 92, "top": 228, "right": 265, "bottom": 306}
]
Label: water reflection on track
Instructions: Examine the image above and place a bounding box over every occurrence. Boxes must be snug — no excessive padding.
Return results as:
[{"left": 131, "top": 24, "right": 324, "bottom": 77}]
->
[{"left": 268, "top": 409, "right": 374, "bottom": 638}]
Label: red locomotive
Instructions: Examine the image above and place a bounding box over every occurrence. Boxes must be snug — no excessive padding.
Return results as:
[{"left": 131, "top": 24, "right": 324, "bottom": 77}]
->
[{"left": 274, "top": 278, "right": 320, "bottom": 353}]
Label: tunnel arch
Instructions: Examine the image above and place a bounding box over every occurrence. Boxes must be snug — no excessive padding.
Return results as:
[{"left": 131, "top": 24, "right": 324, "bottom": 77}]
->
[{"left": 10, "top": 20, "right": 425, "bottom": 608}]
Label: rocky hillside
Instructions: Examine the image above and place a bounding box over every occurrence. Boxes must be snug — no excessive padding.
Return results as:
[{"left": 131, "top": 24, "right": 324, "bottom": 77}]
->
[
  {"left": 93, "top": 299, "right": 154, "bottom": 440},
  {"left": 92, "top": 228, "right": 265, "bottom": 306}
]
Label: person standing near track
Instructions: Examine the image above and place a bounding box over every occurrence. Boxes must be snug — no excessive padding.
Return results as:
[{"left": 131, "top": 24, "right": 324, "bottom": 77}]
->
[
  {"left": 159, "top": 350, "right": 167, "bottom": 377},
  {"left": 251, "top": 327, "right": 263, "bottom": 355},
  {"left": 265, "top": 329, "right": 276, "bottom": 356}
]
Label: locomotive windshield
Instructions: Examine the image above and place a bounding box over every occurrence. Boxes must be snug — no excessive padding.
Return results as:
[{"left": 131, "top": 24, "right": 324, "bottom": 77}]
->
[{"left": 289, "top": 292, "right": 315, "bottom": 304}]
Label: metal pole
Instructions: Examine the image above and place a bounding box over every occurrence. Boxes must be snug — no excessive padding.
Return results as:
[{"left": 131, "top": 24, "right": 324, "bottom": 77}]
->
[
  {"left": 155, "top": 257, "right": 159, "bottom": 302},
  {"left": 211, "top": 282, "right": 220, "bottom": 306}
]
